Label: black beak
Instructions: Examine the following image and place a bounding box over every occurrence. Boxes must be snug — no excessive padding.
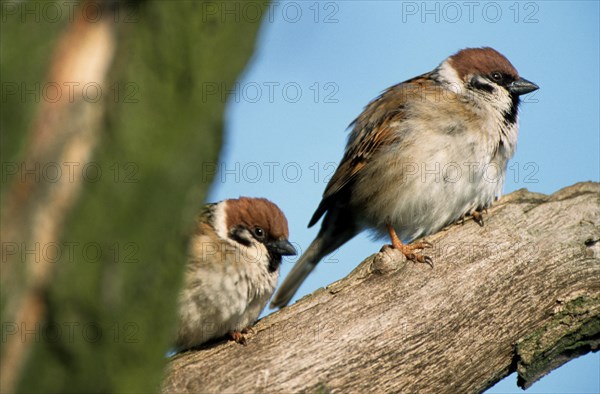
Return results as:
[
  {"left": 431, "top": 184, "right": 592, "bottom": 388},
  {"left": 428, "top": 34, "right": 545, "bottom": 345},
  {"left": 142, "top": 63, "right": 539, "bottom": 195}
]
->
[
  {"left": 267, "top": 239, "right": 297, "bottom": 256},
  {"left": 508, "top": 77, "right": 539, "bottom": 96}
]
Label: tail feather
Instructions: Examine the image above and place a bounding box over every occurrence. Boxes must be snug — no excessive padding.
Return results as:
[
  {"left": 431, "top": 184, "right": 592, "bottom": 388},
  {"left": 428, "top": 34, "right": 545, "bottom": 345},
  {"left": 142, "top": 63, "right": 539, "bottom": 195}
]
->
[
  {"left": 272, "top": 205, "right": 358, "bottom": 308},
  {"left": 269, "top": 238, "right": 323, "bottom": 309}
]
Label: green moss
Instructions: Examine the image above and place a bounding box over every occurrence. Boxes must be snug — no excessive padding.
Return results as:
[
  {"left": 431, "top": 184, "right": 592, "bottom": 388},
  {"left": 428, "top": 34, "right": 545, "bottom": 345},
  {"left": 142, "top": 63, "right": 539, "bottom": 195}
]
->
[
  {"left": 516, "top": 296, "right": 600, "bottom": 388},
  {"left": 312, "top": 382, "right": 333, "bottom": 394}
]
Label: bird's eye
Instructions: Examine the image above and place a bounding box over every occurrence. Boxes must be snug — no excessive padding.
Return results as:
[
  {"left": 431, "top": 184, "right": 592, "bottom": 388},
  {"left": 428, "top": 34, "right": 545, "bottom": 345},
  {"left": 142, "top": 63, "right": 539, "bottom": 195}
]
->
[
  {"left": 490, "top": 72, "right": 503, "bottom": 82},
  {"left": 253, "top": 227, "right": 265, "bottom": 240}
]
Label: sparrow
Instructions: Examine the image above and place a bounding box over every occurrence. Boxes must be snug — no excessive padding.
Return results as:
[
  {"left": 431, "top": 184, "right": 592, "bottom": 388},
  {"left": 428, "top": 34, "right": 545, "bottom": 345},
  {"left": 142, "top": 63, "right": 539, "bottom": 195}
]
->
[
  {"left": 271, "top": 47, "right": 538, "bottom": 308},
  {"left": 176, "top": 197, "right": 296, "bottom": 349}
]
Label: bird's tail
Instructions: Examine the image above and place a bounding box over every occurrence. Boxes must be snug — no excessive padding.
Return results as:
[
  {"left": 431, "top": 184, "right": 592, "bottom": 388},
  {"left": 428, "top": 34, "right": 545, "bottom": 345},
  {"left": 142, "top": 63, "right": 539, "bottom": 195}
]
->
[{"left": 269, "top": 237, "right": 325, "bottom": 309}]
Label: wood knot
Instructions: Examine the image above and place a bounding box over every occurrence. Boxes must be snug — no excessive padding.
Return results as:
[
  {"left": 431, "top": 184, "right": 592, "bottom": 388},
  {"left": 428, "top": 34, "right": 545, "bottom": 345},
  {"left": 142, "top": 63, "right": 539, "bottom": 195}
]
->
[{"left": 370, "top": 245, "right": 406, "bottom": 275}]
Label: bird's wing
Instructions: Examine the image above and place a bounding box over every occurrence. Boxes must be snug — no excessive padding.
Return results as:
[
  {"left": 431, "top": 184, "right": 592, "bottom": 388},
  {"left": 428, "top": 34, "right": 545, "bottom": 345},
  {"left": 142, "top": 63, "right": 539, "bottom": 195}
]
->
[{"left": 309, "top": 74, "right": 432, "bottom": 227}]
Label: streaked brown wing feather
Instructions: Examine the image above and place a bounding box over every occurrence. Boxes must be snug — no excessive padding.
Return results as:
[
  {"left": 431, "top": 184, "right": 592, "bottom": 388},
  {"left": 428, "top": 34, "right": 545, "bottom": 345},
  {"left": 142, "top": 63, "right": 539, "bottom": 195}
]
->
[{"left": 309, "top": 74, "right": 433, "bottom": 227}]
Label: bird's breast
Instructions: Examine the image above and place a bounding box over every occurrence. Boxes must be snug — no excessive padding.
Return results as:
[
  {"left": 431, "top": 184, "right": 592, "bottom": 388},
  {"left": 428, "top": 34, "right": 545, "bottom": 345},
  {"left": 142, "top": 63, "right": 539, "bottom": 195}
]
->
[{"left": 351, "top": 118, "right": 510, "bottom": 241}]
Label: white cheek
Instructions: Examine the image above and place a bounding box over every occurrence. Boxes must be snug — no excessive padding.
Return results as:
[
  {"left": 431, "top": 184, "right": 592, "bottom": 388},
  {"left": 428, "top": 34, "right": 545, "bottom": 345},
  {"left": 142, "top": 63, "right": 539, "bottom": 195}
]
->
[
  {"left": 213, "top": 201, "right": 228, "bottom": 240},
  {"left": 437, "top": 60, "right": 463, "bottom": 90}
]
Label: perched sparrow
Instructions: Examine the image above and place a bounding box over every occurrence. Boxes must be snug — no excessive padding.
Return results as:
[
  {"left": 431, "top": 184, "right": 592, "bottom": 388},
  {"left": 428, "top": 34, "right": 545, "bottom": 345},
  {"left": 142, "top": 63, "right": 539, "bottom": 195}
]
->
[
  {"left": 271, "top": 47, "right": 538, "bottom": 308},
  {"left": 176, "top": 197, "right": 296, "bottom": 349}
]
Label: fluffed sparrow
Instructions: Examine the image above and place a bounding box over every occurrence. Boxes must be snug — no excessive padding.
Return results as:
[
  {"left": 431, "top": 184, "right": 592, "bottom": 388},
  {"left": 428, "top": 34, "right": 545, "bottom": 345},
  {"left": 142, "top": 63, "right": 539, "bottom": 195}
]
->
[
  {"left": 271, "top": 47, "right": 538, "bottom": 308},
  {"left": 176, "top": 197, "right": 296, "bottom": 349}
]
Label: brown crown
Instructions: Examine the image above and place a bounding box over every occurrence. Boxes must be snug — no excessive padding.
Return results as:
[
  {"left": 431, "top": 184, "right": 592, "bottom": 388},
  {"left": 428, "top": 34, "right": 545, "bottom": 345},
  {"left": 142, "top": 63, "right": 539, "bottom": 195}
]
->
[
  {"left": 448, "top": 47, "right": 519, "bottom": 81},
  {"left": 225, "top": 197, "right": 290, "bottom": 240}
]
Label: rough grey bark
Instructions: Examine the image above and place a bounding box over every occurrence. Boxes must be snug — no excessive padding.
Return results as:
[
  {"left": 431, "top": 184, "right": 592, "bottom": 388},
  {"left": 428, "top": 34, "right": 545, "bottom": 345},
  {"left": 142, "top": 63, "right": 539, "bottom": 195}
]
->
[{"left": 162, "top": 182, "right": 600, "bottom": 393}]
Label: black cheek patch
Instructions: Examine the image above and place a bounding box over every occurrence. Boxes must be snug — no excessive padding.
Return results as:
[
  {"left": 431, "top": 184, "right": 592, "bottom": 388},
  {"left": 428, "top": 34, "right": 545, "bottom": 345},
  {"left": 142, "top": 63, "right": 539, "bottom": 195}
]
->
[
  {"left": 470, "top": 79, "right": 495, "bottom": 94},
  {"left": 230, "top": 227, "right": 252, "bottom": 247}
]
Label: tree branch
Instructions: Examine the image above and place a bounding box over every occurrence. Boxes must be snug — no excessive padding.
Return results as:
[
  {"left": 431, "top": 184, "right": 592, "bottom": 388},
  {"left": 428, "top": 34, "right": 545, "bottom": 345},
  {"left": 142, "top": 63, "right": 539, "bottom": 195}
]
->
[{"left": 162, "top": 182, "right": 600, "bottom": 393}]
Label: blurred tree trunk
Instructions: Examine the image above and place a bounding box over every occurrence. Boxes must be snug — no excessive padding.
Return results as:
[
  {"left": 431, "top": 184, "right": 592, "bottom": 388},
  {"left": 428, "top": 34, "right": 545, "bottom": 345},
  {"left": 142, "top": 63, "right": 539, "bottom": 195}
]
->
[
  {"left": 163, "top": 182, "right": 600, "bottom": 393},
  {"left": 1, "top": 1, "right": 268, "bottom": 393}
]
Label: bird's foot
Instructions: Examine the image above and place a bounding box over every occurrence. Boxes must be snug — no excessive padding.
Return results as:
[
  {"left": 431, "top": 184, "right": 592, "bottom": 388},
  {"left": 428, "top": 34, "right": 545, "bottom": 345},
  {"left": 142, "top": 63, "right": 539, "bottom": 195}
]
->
[
  {"left": 458, "top": 208, "right": 487, "bottom": 227},
  {"left": 386, "top": 223, "right": 433, "bottom": 267},
  {"left": 470, "top": 208, "right": 487, "bottom": 227},
  {"left": 229, "top": 330, "right": 248, "bottom": 345},
  {"left": 395, "top": 240, "right": 433, "bottom": 267}
]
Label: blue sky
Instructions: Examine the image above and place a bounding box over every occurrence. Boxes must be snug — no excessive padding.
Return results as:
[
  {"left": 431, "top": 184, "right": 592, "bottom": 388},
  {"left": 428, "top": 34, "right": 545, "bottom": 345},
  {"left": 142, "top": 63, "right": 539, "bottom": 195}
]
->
[{"left": 208, "top": 1, "right": 600, "bottom": 392}]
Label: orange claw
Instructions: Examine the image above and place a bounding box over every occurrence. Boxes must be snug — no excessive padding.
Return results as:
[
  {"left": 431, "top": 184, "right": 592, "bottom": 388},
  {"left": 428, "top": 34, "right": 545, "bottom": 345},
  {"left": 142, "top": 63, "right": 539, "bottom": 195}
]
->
[
  {"left": 229, "top": 331, "right": 247, "bottom": 345},
  {"left": 386, "top": 223, "right": 433, "bottom": 267},
  {"left": 471, "top": 209, "right": 485, "bottom": 227}
]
